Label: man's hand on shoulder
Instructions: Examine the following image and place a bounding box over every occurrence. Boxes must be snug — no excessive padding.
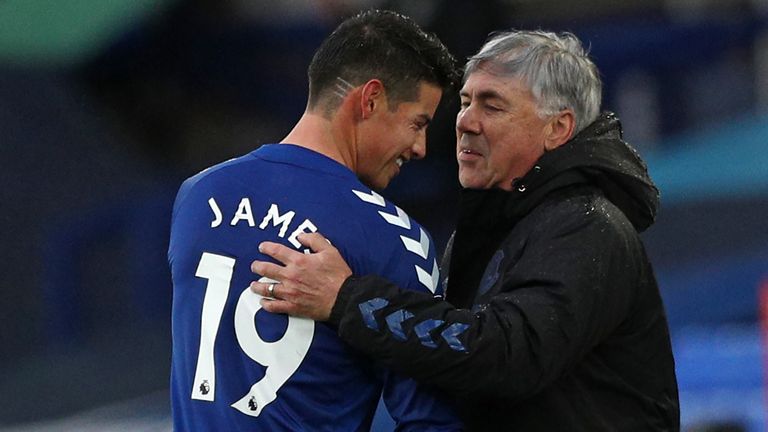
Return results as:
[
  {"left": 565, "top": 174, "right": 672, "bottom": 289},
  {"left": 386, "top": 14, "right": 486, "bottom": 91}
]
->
[{"left": 250, "top": 232, "right": 353, "bottom": 321}]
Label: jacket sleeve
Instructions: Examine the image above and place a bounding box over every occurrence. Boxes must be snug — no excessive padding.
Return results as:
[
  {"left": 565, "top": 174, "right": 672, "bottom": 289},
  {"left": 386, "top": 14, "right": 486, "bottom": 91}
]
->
[{"left": 327, "top": 198, "right": 643, "bottom": 401}]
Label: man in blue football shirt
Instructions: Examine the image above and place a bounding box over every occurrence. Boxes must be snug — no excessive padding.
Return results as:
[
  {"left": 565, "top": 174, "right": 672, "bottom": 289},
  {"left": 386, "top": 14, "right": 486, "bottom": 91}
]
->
[{"left": 168, "top": 10, "right": 462, "bottom": 431}]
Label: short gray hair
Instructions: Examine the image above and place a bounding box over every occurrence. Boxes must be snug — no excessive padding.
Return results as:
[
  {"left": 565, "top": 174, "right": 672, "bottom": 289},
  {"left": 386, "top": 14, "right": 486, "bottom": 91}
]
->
[{"left": 465, "top": 30, "right": 602, "bottom": 134}]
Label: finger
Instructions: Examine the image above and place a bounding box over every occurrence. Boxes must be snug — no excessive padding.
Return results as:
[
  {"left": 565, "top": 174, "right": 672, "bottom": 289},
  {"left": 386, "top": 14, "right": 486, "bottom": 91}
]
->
[
  {"left": 259, "top": 298, "right": 298, "bottom": 315},
  {"left": 251, "top": 260, "right": 287, "bottom": 280},
  {"left": 250, "top": 281, "right": 271, "bottom": 297},
  {"left": 251, "top": 280, "right": 299, "bottom": 302},
  {"left": 258, "top": 241, "right": 306, "bottom": 265},
  {"left": 295, "top": 232, "right": 335, "bottom": 253},
  {"left": 255, "top": 283, "right": 329, "bottom": 321}
]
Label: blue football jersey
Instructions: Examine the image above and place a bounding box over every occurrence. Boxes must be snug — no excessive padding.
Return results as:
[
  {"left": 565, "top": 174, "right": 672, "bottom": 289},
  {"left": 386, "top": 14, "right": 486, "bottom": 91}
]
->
[{"left": 168, "top": 144, "right": 459, "bottom": 431}]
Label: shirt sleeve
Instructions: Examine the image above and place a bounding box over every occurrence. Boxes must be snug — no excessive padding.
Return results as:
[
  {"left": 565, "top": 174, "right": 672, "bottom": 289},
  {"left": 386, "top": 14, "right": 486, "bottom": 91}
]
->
[
  {"left": 341, "top": 193, "right": 463, "bottom": 430},
  {"left": 379, "top": 369, "right": 463, "bottom": 431}
]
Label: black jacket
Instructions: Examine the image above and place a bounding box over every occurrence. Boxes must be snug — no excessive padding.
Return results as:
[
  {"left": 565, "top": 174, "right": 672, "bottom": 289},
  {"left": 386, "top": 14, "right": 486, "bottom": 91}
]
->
[{"left": 329, "top": 113, "right": 680, "bottom": 431}]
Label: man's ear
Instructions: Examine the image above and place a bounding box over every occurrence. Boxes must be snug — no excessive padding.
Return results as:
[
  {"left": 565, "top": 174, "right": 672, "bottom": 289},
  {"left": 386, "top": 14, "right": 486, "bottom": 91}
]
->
[
  {"left": 360, "top": 79, "right": 385, "bottom": 119},
  {"left": 544, "top": 109, "right": 576, "bottom": 151}
]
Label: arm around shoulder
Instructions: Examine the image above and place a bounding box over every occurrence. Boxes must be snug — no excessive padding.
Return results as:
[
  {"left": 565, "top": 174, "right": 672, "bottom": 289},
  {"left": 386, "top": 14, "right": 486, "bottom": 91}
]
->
[{"left": 329, "top": 201, "right": 643, "bottom": 400}]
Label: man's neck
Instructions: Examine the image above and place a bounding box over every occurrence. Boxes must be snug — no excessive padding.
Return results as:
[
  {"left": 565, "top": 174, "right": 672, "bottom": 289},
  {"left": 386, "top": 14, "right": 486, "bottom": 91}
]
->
[{"left": 281, "top": 111, "right": 357, "bottom": 172}]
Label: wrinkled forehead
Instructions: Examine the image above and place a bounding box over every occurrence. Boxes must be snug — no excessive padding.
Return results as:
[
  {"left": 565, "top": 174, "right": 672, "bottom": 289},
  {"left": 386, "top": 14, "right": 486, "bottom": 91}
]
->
[{"left": 461, "top": 66, "right": 529, "bottom": 96}]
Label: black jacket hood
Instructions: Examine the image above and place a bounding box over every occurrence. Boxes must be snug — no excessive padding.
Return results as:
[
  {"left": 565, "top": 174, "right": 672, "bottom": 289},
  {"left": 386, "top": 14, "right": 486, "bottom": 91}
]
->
[
  {"left": 533, "top": 111, "right": 659, "bottom": 232},
  {"left": 459, "top": 112, "right": 660, "bottom": 233}
]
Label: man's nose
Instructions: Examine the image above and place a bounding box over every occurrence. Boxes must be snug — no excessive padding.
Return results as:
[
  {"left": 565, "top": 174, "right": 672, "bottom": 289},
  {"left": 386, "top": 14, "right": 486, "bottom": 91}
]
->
[
  {"left": 456, "top": 106, "right": 480, "bottom": 134},
  {"left": 411, "top": 134, "right": 427, "bottom": 160}
]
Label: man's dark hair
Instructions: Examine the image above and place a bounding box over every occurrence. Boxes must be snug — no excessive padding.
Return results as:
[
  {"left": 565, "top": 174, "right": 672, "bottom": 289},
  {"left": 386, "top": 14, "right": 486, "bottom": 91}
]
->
[{"left": 307, "top": 10, "right": 460, "bottom": 113}]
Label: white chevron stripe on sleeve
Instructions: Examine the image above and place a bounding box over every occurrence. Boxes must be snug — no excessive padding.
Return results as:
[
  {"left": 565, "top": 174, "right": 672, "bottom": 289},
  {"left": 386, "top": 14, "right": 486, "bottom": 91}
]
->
[
  {"left": 415, "top": 259, "right": 439, "bottom": 293},
  {"left": 352, "top": 189, "right": 386, "bottom": 207},
  {"left": 378, "top": 206, "right": 411, "bottom": 229},
  {"left": 400, "top": 227, "right": 429, "bottom": 259}
]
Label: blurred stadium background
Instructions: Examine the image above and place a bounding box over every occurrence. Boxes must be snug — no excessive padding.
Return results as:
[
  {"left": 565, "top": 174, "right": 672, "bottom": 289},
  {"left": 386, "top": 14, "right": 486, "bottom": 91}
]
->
[{"left": 1, "top": 0, "right": 767, "bottom": 430}]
